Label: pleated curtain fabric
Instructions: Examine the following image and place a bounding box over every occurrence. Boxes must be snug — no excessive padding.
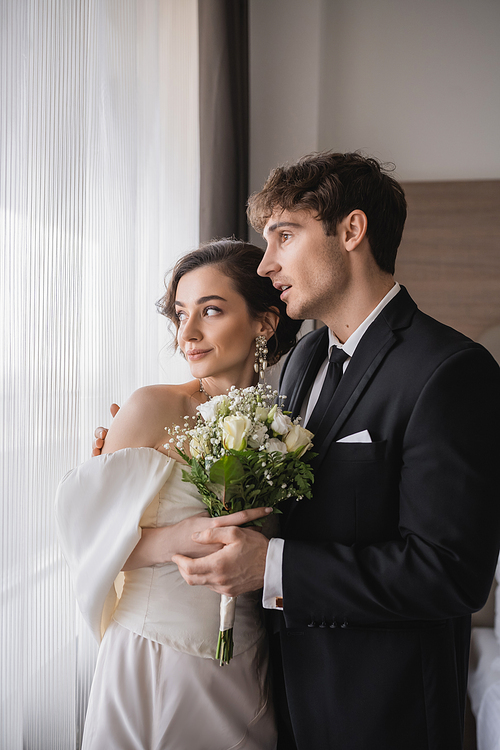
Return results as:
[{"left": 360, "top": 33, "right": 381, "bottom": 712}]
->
[
  {"left": 198, "top": 0, "right": 249, "bottom": 242},
  {"left": 0, "top": 1, "right": 198, "bottom": 747}
]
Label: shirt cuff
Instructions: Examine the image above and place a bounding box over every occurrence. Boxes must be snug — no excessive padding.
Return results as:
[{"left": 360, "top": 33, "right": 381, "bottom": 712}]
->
[{"left": 262, "top": 537, "right": 284, "bottom": 610}]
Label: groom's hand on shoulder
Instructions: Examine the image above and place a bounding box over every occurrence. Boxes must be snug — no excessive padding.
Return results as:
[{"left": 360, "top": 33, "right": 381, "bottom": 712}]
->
[
  {"left": 172, "top": 508, "right": 272, "bottom": 597},
  {"left": 91, "top": 403, "right": 120, "bottom": 456}
]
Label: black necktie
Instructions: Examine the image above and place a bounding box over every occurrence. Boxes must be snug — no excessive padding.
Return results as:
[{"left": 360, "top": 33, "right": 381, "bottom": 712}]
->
[{"left": 306, "top": 347, "right": 349, "bottom": 435}]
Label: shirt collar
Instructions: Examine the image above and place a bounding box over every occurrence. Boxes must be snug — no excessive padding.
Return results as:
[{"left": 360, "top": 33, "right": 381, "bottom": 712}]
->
[{"left": 328, "top": 282, "right": 401, "bottom": 358}]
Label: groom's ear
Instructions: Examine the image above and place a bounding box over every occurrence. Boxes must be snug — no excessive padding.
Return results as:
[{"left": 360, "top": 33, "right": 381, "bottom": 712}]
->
[{"left": 340, "top": 210, "right": 368, "bottom": 252}]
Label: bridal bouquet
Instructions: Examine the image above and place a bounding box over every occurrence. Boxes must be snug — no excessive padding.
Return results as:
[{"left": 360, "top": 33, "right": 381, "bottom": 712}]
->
[{"left": 165, "top": 384, "right": 315, "bottom": 665}]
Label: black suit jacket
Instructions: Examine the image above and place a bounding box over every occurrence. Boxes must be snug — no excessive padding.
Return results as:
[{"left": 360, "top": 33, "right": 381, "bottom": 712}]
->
[{"left": 276, "top": 287, "right": 500, "bottom": 750}]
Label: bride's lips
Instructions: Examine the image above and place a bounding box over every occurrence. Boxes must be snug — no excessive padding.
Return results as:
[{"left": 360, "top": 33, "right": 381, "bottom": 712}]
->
[{"left": 185, "top": 348, "right": 212, "bottom": 361}]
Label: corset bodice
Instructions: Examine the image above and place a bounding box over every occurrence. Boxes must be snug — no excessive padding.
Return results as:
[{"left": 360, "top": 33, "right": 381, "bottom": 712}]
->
[{"left": 113, "top": 460, "right": 265, "bottom": 659}]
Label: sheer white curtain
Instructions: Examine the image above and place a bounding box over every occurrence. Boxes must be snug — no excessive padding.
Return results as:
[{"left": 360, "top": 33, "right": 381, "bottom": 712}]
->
[{"left": 0, "top": 1, "right": 197, "bottom": 747}]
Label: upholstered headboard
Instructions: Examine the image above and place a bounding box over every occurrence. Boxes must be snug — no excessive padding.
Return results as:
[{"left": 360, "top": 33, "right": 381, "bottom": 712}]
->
[
  {"left": 397, "top": 180, "right": 500, "bottom": 627},
  {"left": 396, "top": 180, "right": 500, "bottom": 342}
]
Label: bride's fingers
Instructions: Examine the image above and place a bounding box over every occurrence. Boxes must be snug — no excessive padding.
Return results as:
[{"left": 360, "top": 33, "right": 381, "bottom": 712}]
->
[
  {"left": 192, "top": 526, "right": 246, "bottom": 546},
  {"left": 210, "top": 507, "right": 273, "bottom": 528}
]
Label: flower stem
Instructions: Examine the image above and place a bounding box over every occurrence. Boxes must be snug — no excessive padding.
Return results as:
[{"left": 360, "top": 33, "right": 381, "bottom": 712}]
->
[{"left": 216, "top": 628, "right": 234, "bottom": 666}]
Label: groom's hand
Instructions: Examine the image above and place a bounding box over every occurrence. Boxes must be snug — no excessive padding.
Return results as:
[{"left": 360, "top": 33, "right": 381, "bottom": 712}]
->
[
  {"left": 172, "top": 507, "right": 272, "bottom": 597},
  {"left": 92, "top": 403, "right": 120, "bottom": 456}
]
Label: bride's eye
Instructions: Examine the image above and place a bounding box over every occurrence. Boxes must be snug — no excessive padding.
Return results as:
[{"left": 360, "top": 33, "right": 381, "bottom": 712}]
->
[
  {"left": 204, "top": 306, "right": 221, "bottom": 317},
  {"left": 176, "top": 309, "right": 187, "bottom": 321}
]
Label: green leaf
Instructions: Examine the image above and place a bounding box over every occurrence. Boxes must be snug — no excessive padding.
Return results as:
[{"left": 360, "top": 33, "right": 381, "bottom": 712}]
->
[
  {"left": 206, "top": 481, "right": 225, "bottom": 502},
  {"left": 209, "top": 455, "right": 245, "bottom": 487}
]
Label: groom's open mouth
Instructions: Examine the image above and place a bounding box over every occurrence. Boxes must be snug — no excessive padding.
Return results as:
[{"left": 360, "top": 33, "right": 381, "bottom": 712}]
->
[{"left": 274, "top": 282, "right": 292, "bottom": 301}]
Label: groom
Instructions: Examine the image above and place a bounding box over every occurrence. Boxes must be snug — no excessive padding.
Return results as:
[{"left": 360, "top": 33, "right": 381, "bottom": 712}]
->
[{"left": 171, "top": 152, "right": 500, "bottom": 749}]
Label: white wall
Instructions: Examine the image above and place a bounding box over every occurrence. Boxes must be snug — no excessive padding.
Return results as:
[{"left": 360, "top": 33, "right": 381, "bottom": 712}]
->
[
  {"left": 249, "top": 0, "right": 323, "bottom": 212},
  {"left": 250, "top": 0, "right": 500, "bottom": 190}
]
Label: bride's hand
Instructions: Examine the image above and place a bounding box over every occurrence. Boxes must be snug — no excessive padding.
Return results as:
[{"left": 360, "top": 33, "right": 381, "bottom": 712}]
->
[{"left": 122, "top": 512, "right": 224, "bottom": 571}]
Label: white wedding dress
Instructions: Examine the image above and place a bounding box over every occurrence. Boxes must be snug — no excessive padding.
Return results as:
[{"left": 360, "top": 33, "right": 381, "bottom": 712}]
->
[{"left": 55, "top": 448, "right": 277, "bottom": 750}]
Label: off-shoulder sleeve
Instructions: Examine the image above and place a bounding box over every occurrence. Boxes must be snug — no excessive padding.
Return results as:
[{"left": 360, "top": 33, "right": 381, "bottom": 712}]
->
[{"left": 55, "top": 447, "right": 176, "bottom": 642}]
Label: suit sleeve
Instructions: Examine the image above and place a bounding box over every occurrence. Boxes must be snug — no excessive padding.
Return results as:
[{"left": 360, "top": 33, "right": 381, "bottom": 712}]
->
[{"left": 282, "top": 345, "right": 500, "bottom": 627}]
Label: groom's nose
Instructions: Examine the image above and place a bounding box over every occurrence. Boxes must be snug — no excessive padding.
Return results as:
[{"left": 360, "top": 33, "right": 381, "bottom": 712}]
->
[{"left": 257, "top": 243, "right": 280, "bottom": 278}]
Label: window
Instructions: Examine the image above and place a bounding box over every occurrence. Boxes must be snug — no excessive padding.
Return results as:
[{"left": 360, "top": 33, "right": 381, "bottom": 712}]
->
[{"left": 1, "top": 1, "right": 198, "bottom": 746}]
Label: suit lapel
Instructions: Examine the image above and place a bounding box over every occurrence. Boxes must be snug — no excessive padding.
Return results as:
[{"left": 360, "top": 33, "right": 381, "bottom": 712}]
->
[
  {"left": 310, "top": 287, "right": 417, "bottom": 469},
  {"left": 282, "top": 327, "right": 329, "bottom": 418},
  {"left": 310, "top": 321, "right": 396, "bottom": 468}
]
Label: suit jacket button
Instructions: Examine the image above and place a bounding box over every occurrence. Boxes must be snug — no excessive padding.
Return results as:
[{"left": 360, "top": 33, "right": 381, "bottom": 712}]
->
[
  {"left": 307, "top": 621, "right": 317, "bottom": 628},
  {"left": 319, "top": 620, "right": 327, "bottom": 628},
  {"left": 329, "top": 620, "right": 337, "bottom": 628},
  {"left": 341, "top": 621, "right": 348, "bottom": 628}
]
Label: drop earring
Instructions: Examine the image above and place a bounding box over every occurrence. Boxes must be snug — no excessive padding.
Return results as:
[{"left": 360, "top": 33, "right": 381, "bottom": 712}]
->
[{"left": 254, "top": 335, "right": 268, "bottom": 380}]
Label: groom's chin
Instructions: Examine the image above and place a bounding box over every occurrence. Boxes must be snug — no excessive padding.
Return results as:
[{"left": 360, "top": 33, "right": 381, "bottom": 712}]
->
[
  {"left": 286, "top": 303, "right": 308, "bottom": 322},
  {"left": 281, "top": 300, "right": 300, "bottom": 319}
]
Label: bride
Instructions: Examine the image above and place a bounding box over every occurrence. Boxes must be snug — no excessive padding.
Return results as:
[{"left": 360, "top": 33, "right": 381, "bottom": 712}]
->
[{"left": 55, "top": 239, "right": 301, "bottom": 750}]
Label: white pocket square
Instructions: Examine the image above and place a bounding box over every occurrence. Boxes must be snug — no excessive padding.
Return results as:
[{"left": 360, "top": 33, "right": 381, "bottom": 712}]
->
[{"left": 337, "top": 430, "right": 372, "bottom": 443}]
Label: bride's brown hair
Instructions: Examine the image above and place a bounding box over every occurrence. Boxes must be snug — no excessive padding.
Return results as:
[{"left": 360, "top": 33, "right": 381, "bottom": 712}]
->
[{"left": 157, "top": 238, "right": 302, "bottom": 366}]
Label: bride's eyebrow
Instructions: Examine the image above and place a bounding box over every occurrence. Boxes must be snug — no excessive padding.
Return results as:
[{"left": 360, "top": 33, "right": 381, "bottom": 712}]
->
[{"left": 175, "top": 295, "right": 227, "bottom": 307}]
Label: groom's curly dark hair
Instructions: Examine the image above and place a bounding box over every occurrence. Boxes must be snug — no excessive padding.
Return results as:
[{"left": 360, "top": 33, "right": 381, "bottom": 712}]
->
[{"left": 247, "top": 151, "right": 407, "bottom": 275}]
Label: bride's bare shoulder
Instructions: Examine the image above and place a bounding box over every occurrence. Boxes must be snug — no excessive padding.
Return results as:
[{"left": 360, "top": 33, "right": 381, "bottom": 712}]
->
[
  {"left": 102, "top": 382, "right": 198, "bottom": 454},
  {"left": 128, "top": 382, "right": 187, "bottom": 409}
]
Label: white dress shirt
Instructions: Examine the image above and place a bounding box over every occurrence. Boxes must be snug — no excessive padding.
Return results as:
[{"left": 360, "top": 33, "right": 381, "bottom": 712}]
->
[{"left": 262, "top": 282, "right": 401, "bottom": 610}]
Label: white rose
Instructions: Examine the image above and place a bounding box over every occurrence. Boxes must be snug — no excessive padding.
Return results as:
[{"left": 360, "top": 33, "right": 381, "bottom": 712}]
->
[
  {"left": 197, "top": 394, "right": 229, "bottom": 422},
  {"left": 284, "top": 424, "right": 314, "bottom": 457},
  {"left": 270, "top": 410, "right": 293, "bottom": 435},
  {"left": 222, "top": 415, "right": 251, "bottom": 451},
  {"left": 265, "top": 438, "right": 288, "bottom": 455},
  {"left": 247, "top": 421, "right": 269, "bottom": 449}
]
